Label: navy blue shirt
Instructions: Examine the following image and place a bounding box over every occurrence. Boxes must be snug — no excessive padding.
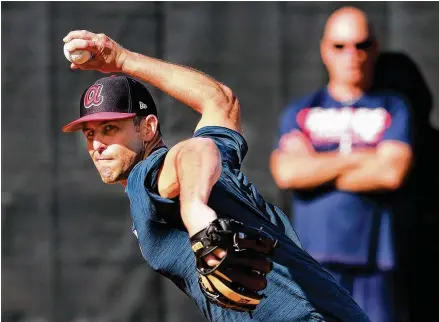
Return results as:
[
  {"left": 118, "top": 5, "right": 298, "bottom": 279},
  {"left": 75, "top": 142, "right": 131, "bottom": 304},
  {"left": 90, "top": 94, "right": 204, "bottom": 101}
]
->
[
  {"left": 126, "top": 126, "right": 371, "bottom": 322},
  {"left": 277, "top": 87, "right": 413, "bottom": 270}
]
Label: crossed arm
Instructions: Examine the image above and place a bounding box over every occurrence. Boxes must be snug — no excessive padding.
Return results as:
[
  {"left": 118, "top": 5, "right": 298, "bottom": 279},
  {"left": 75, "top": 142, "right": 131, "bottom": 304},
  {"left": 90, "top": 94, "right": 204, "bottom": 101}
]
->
[
  {"left": 334, "top": 141, "right": 413, "bottom": 191},
  {"left": 270, "top": 138, "right": 413, "bottom": 192}
]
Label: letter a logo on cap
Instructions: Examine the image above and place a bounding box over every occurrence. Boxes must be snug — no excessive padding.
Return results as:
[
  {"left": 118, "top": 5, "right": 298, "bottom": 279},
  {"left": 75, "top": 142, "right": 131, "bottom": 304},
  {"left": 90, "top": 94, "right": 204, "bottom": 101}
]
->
[{"left": 84, "top": 84, "right": 104, "bottom": 109}]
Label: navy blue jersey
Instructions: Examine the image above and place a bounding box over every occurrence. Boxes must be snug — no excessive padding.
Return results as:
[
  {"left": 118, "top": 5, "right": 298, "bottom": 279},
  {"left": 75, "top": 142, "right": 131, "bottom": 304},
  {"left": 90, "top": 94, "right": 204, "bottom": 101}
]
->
[
  {"left": 126, "top": 126, "right": 371, "bottom": 322},
  {"left": 277, "top": 87, "right": 413, "bottom": 270}
]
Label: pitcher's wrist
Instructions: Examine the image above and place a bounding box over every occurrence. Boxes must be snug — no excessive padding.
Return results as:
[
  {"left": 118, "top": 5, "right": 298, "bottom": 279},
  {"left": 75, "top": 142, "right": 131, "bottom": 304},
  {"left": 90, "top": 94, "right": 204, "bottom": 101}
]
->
[{"left": 119, "top": 49, "right": 136, "bottom": 74}]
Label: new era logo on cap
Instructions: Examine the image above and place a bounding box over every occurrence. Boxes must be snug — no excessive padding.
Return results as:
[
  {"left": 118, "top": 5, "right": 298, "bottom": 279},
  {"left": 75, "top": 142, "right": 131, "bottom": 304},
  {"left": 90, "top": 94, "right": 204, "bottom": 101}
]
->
[{"left": 62, "top": 76, "right": 158, "bottom": 132}]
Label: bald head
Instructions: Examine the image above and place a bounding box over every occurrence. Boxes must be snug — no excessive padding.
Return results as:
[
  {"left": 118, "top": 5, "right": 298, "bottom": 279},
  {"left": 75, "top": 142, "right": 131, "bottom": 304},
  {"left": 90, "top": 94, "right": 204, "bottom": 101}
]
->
[
  {"left": 323, "top": 7, "right": 374, "bottom": 42},
  {"left": 323, "top": 7, "right": 373, "bottom": 40},
  {"left": 320, "top": 6, "right": 378, "bottom": 89}
]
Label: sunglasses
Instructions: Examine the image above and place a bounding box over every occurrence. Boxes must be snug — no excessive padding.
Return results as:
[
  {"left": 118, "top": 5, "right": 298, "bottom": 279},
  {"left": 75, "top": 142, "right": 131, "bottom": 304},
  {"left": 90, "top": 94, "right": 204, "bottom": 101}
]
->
[{"left": 332, "top": 39, "right": 374, "bottom": 51}]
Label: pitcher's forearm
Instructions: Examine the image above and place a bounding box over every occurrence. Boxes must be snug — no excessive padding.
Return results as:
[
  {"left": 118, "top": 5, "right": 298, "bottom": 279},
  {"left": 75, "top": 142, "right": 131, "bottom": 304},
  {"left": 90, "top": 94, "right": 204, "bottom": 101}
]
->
[
  {"left": 176, "top": 138, "right": 222, "bottom": 235},
  {"left": 121, "top": 51, "right": 229, "bottom": 114}
]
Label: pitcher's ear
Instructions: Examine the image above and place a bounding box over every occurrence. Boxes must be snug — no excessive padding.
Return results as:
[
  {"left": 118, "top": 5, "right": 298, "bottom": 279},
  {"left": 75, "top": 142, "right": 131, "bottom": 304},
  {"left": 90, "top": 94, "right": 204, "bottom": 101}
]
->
[{"left": 140, "top": 115, "right": 159, "bottom": 141}]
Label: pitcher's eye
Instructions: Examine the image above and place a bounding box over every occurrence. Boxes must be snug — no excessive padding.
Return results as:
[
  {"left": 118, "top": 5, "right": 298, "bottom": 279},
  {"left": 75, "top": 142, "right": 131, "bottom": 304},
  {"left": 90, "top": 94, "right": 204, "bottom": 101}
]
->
[
  {"left": 104, "top": 125, "right": 117, "bottom": 133},
  {"left": 85, "top": 130, "right": 94, "bottom": 139}
]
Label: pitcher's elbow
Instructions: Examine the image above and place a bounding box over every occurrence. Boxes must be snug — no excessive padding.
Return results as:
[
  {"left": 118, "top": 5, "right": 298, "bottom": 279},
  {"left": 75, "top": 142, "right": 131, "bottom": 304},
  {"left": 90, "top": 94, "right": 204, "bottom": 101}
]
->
[{"left": 216, "top": 85, "right": 240, "bottom": 116}]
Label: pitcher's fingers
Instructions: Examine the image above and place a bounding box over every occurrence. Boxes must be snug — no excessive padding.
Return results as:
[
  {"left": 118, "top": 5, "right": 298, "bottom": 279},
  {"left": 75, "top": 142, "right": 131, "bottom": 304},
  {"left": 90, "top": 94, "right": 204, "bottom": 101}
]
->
[
  {"left": 64, "top": 39, "right": 95, "bottom": 53},
  {"left": 70, "top": 63, "right": 79, "bottom": 70},
  {"left": 72, "top": 62, "right": 95, "bottom": 71},
  {"left": 63, "top": 30, "right": 95, "bottom": 43},
  {"left": 204, "top": 254, "right": 221, "bottom": 267},
  {"left": 204, "top": 248, "right": 227, "bottom": 267},
  {"left": 212, "top": 248, "right": 227, "bottom": 259}
]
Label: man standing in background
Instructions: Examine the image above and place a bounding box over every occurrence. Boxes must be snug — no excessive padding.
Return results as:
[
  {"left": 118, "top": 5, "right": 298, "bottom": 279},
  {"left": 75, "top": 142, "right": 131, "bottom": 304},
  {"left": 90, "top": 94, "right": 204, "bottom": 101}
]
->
[{"left": 270, "top": 7, "right": 414, "bottom": 322}]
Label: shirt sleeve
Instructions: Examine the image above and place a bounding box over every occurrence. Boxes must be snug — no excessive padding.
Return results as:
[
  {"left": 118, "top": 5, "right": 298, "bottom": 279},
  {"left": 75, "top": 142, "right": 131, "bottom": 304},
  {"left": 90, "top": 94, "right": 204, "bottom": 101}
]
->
[
  {"left": 381, "top": 95, "right": 414, "bottom": 146},
  {"left": 193, "top": 126, "right": 248, "bottom": 170}
]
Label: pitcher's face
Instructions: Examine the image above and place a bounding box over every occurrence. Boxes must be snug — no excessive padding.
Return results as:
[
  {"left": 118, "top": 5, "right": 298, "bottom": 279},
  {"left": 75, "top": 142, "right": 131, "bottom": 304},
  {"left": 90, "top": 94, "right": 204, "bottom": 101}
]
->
[{"left": 82, "top": 119, "right": 143, "bottom": 184}]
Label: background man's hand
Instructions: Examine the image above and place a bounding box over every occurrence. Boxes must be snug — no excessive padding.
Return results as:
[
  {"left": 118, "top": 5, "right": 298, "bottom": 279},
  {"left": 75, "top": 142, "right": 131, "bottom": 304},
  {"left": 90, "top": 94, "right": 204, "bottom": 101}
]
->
[{"left": 63, "top": 30, "right": 129, "bottom": 73}]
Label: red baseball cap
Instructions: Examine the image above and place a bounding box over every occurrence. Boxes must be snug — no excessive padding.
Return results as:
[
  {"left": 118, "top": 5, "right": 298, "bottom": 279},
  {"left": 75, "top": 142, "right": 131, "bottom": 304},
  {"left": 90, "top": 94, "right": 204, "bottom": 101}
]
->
[{"left": 62, "top": 75, "right": 157, "bottom": 132}]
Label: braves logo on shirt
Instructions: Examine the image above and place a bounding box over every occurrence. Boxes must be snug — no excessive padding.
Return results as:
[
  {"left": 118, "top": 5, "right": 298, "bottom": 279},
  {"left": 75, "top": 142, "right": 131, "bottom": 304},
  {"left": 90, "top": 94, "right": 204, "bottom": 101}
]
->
[{"left": 297, "top": 107, "right": 392, "bottom": 150}]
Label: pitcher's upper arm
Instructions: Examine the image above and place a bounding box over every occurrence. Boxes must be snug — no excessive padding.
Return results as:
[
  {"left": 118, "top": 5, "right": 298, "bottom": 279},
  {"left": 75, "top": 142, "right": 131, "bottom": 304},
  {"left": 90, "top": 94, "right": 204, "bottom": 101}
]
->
[
  {"left": 157, "top": 137, "right": 223, "bottom": 199},
  {"left": 157, "top": 141, "right": 187, "bottom": 199}
]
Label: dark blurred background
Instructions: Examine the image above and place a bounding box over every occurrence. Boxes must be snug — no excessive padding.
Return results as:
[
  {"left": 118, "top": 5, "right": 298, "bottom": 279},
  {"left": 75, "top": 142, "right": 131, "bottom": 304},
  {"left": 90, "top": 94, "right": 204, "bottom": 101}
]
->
[{"left": 2, "top": 2, "right": 439, "bottom": 322}]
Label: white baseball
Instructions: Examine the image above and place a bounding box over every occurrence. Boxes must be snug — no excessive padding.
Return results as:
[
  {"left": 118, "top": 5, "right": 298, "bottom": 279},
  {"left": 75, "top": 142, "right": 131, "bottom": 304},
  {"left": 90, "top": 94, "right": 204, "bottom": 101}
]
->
[{"left": 63, "top": 44, "right": 92, "bottom": 65}]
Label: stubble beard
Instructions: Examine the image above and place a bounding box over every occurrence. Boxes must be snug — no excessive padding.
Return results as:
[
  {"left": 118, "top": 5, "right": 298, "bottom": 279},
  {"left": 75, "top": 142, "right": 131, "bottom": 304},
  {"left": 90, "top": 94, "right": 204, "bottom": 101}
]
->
[{"left": 99, "top": 143, "right": 147, "bottom": 185}]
